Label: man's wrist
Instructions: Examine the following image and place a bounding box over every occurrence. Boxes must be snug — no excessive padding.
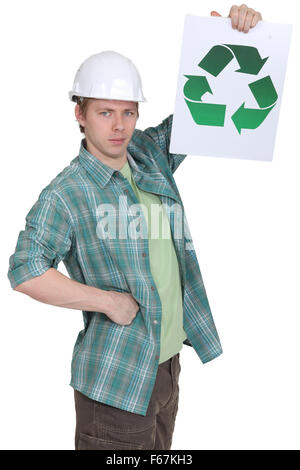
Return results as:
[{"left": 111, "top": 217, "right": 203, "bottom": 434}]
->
[{"left": 91, "top": 286, "right": 114, "bottom": 315}]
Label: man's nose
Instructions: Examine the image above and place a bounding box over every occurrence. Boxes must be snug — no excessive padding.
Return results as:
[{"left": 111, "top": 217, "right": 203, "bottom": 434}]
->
[{"left": 113, "top": 114, "right": 125, "bottom": 131}]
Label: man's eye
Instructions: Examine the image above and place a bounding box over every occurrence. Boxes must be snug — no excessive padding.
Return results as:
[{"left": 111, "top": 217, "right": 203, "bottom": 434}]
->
[{"left": 99, "top": 111, "right": 135, "bottom": 117}]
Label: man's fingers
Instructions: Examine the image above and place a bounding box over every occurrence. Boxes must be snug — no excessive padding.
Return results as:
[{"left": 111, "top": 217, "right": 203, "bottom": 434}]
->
[
  {"left": 237, "top": 4, "right": 248, "bottom": 31},
  {"left": 243, "top": 9, "right": 255, "bottom": 33},
  {"left": 229, "top": 5, "right": 239, "bottom": 29},
  {"left": 215, "top": 4, "right": 262, "bottom": 32},
  {"left": 251, "top": 11, "right": 262, "bottom": 28}
]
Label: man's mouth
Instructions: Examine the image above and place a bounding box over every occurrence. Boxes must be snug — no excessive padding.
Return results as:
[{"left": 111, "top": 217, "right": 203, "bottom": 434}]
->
[{"left": 109, "top": 138, "right": 126, "bottom": 145}]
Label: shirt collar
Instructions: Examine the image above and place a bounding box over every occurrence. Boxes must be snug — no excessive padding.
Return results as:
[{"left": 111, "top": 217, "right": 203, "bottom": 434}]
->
[
  {"left": 78, "top": 138, "right": 116, "bottom": 188},
  {"left": 78, "top": 137, "right": 182, "bottom": 204},
  {"left": 78, "top": 137, "right": 159, "bottom": 189}
]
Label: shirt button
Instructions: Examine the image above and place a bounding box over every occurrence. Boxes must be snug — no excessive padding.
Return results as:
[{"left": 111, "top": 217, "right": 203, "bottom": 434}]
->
[
  {"left": 142, "top": 252, "right": 147, "bottom": 257},
  {"left": 153, "top": 320, "right": 158, "bottom": 324},
  {"left": 125, "top": 189, "right": 128, "bottom": 193},
  {"left": 151, "top": 286, "right": 155, "bottom": 291},
  {"left": 155, "top": 355, "right": 159, "bottom": 360}
]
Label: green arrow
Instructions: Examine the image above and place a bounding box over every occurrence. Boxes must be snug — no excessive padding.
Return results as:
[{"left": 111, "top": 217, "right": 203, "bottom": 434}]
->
[
  {"left": 231, "top": 75, "right": 278, "bottom": 134},
  {"left": 183, "top": 75, "right": 226, "bottom": 126},
  {"left": 248, "top": 75, "right": 278, "bottom": 108},
  {"left": 199, "top": 44, "right": 268, "bottom": 76},
  {"left": 231, "top": 102, "right": 276, "bottom": 134},
  {"left": 224, "top": 45, "right": 268, "bottom": 75},
  {"left": 185, "top": 99, "right": 226, "bottom": 126},
  {"left": 198, "top": 45, "right": 234, "bottom": 77},
  {"left": 183, "top": 75, "right": 212, "bottom": 101}
]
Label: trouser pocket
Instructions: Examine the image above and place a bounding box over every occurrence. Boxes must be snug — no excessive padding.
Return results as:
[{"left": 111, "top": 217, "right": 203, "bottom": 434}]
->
[{"left": 77, "top": 432, "right": 144, "bottom": 450}]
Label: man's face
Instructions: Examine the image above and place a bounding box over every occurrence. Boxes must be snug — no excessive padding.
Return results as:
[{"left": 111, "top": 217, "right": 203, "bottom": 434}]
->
[{"left": 75, "top": 98, "right": 138, "bottom": 168}]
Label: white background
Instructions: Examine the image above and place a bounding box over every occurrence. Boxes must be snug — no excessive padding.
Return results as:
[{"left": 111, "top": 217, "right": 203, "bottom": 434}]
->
[{"left": 1, "top": 0, "right": 299, "bottom": 450}]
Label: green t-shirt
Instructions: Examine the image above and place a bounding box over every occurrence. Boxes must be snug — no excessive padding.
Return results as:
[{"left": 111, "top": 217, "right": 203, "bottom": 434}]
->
[{"left": 120, "top": 158, "right": 187, "bottom": 363}]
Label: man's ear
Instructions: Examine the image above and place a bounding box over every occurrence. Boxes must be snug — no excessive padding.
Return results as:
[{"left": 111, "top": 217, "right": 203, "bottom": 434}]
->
[{"left": 75, "top": 104, "right": 85, "bottom": 127}]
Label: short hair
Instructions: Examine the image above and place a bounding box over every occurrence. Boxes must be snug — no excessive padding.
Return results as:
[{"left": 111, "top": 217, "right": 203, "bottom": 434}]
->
[{"left": 74, "top": 97, "right": 139, "bottom": 134}]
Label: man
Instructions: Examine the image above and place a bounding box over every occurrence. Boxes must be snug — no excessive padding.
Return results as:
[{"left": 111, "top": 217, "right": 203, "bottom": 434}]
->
[{"left": 8, "top": 5, "right": 262, "bottom": 450}]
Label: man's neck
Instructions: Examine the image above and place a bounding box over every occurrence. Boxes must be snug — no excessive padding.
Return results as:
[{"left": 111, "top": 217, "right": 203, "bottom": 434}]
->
[{"left": 85, "top": 139, "right": 127, "bottom": 170}]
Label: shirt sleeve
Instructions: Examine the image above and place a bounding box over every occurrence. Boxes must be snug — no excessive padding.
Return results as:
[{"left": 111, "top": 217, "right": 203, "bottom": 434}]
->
[
  {"left": 7, "top": 192, "right": 73, "bottom": 289},
  {"left": 143, "top": 114, "right": 187, "bottom": 174}
]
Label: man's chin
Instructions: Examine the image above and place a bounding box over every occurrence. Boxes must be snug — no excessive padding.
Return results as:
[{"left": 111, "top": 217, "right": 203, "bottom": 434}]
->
[{"left": 105, "top": 147, "right": 127, "bottom": 159}]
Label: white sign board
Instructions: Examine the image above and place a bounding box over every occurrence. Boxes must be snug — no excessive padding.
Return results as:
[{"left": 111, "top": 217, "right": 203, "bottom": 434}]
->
[{"left": 170, "top": 16, "right": 293, "bottom": 161}]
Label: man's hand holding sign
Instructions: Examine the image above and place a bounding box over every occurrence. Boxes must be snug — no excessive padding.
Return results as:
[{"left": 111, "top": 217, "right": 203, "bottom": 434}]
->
[{"left": 211, "top": 4, "right": 262, "bottom": 32}]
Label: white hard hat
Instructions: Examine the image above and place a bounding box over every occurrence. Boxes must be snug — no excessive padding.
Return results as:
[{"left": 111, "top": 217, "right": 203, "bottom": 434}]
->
[{"left": 69, "top": 50, "right": 146, "bottom": 102}]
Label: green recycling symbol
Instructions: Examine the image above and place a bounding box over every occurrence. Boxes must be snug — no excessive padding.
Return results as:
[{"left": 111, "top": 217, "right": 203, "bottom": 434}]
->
[{"left": 183, "top": 45, "right": 278, "bottom": 134}]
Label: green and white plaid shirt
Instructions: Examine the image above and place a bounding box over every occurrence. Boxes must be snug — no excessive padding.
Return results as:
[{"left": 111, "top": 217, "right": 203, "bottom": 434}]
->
[{"left": 8, "top": 114, "right": 222, "bottom": 416}]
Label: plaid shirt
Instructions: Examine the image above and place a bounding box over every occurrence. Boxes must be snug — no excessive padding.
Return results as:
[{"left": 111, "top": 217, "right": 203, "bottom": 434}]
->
[{"left": 8, "top": 114, "right": 222, "bottom": 416}]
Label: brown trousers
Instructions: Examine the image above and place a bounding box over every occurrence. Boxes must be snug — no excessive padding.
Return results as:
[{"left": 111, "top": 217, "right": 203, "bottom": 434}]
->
[{"left": 74, "top": 352, "right": 181, "bottom": 450}]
